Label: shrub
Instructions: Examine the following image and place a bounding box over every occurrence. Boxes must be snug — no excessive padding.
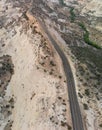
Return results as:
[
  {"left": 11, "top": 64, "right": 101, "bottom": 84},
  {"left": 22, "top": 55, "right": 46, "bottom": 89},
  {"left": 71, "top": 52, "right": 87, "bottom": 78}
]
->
[
  {"left": 50, "top": 60, "right": 56, "bottom": 66},
  {"left": 59, "top": 0, "right": 65, "bottom": 6},
  {"left": 68, "top": 125, "right": 72, "bottom": 130},
  {"left": 61, "top": 121, "right": 66, "bottom": 126},
  {"left": 78, "top": 92, "right": 83, "bottom": 98},
  {"left": 83, "top": 103, "right": 88, "bottom": 110},
  {"left": 99, "top": 124, "right": 102, "bottom": 127},
  {"left": 85, "top": 89, "right": 90, "bottom": 96},
  {"left": 78, "top": 22, "right": 87, "bottom": 32},
  {"left": 70, "top": 8, "right": 76, "bottom": 22},
  {"left": 83, "top": 33, "right": 101, "bottom": 49},
  {"left": 78, "top": 22, "right": 101, "bottom": 49}
]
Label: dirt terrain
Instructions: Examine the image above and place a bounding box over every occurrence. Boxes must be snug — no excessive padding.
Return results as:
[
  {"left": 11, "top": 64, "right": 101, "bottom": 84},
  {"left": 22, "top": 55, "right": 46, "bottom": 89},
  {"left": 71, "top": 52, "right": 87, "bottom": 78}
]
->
[
  {"left": 31, "top": 0, "right": 102, "bottom": 130},
  {"left": 0, "top": 0, "right": 102, "bottom": 130},
  {"left": 0, "top": 0, "right": 72, "bottom": 130}
]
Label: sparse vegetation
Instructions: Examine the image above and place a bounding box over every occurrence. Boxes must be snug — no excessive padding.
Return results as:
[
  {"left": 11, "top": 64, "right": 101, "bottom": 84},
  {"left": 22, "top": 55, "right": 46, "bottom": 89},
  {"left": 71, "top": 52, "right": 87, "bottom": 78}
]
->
[
  {"left": 1, "top": 0, "right": 102, "bottom": 129},
  {"left": 49, "top": 71, "right": 53, "bottom": 75},
  {"left": 22, "top": 12, "right": 29, "bottom": 20},
  {"left": 37, "top": 66, "right": 39, "bottom": 69},
  {"left": 78, "top": 22, "right": 87, "bottom": 32},
  {"left": 2, "top": 62, "right": 14, "bottom": 74},
  {"left": 61, "top": 121, "right": 66, "bottom": 126},
  {"left": 50, "top": 60, "right": 56, "bottom": 66},
  {"left": 78, "top": 22, "right": 101, "bottom": 49},
  {"left": 83, "top": 33, "right": 101, "bottom": 49},
  {"left": 59, "top": 75, "right": 62, "bottom": 79},
  {"left": 68, "top": 125, "right": 72, "bottom": 130},
  {"left": 70, "top": 8, "right": 76, "bottom": 22},
  {"left": 85, "top": 89, "right": 90, "bottom": 96},
  {"left": 78, "top": 66, "right": 85, "bottom": 76},
  {"left": 44, "top": 69, "right": 47, "bottom": 72},
  {"left": 83, "top": 103, "right": 88, "bottom": 110},
  {"left": 78, "top": 92, "right": 83, "bottom": 98},
  {"left": 99, "top": 123, "right": 102, "bottom": 127},
  {"left": 58, "top": 96, "right": 62, "bottom": 100},
  {"left": 59, "top": 0, "right": 65, "bottom": 6},
  {"left": 4, "top": 121, "right": 13, "bottom": 130}
]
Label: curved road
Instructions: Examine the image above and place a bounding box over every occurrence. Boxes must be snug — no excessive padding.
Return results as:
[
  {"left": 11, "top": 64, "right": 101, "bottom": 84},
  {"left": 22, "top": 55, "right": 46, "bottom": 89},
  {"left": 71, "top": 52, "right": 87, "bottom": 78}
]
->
[
  {"left": 29, "top": 1, "right": 84, "bottom": 128},
  {"left": 37, "top": 19, "right": 84, "bottom": 130}
]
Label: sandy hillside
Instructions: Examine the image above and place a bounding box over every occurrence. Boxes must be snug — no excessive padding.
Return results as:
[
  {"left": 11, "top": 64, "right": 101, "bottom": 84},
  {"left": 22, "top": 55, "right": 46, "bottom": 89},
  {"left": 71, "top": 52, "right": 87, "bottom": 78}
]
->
[{"left": 0, "top": 0, "right": 72, "bottom": 130}]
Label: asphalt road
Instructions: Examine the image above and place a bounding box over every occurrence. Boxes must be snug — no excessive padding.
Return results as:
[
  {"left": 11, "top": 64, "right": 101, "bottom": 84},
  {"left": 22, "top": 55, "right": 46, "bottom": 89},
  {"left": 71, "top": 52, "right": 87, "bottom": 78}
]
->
[
  {"left": 29, "top": 0, "right": 84, "bottom": 127},
  {"left": 37, "top": 19, "right": 84, "bottom": 130}
]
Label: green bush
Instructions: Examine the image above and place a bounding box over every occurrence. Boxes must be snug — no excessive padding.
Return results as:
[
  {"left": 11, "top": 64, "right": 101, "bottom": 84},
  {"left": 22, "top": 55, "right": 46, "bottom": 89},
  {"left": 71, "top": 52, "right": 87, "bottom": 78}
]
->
[
  {"left": 83, "top": 33, "right": 101, "bottom": 49},
  {"left": 78, "top": 22, "right": 101, "bottom": 49},
  {"left": 70, "top": 8, "right": 76, "bottom": 22},
  {"left": 59, "top": 0, "right": 65, "bottom": 5},
  {"left": 78, "top": 22, "right": 87, "bottom": 32}
]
